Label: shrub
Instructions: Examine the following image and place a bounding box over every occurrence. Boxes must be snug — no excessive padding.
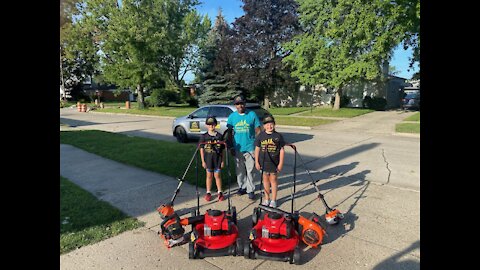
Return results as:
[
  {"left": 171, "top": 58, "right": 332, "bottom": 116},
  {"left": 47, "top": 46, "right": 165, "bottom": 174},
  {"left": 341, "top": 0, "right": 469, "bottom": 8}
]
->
[
  {"left": 149, "top": 89, "right": 179, "bottom": 106},
  {"left": 186, "top": 96, "right": 198, "bottom": 107},
  {"left": 363, "top": 96, "right": 386, "bottom": 110}
]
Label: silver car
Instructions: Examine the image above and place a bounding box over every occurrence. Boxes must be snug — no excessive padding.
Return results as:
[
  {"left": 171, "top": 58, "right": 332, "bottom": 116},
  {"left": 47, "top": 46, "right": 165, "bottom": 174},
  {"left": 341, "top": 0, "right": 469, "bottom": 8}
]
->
[{"left": 172, "top": 103, "right": 271, "bottom": 143}]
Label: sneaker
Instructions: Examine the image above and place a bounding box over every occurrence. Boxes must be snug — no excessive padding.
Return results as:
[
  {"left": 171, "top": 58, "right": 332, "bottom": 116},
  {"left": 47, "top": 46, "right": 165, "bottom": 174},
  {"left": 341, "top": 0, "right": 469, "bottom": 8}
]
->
[
  {"left": 262, "top": 200, "right": 270, "bottom": 206},
  {"left": 269, "top": 200, "right": 277, "bottom": 208},
  {"left": 236, "top": 188, "right": 247, "bottom": 195},
  {"left": 248, "top": 192, "right": 255, "bottom": 200},
  {"left": 218, "top": 192, "right": 225, "bottom": 201},
  {"left": 204, "top": 193, "right": 212, "bottom": 202}
]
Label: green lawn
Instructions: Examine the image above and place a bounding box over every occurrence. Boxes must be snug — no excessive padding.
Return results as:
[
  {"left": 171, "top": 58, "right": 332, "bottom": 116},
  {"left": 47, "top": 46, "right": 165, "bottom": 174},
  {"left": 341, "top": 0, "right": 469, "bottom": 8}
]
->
[
  {"left": 404, "top": 112, "right": 420, "bottom": 122},
  {"left": 60, "top": 176, "right": 143, "bottom": 254},
  {"left": 60, "top": 130, "right": 235, "bottom": 188},
  {"left": 97, "top": 106, "right": 197, "bottom": 117},
  {"left": 275, "top": 116, "right": 337, "bottom": 126},
  {"left": 298, "top": 107, "right": 374, "bottom": 118},
  {"left": 395, "top": 123, "right": 420, "bottom": 134},
  {"left": 267, "top": 107, "right": 311, "bottom": 115},
  {"left": 396, "top": 112, "right": 420, "bottom": 134}
]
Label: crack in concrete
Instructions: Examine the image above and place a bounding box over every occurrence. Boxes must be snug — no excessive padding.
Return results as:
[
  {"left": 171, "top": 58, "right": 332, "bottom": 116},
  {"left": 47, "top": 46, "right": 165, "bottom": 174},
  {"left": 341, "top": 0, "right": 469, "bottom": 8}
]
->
[{"left": 382, "top": 148, "right": 391, "bottom": 185}]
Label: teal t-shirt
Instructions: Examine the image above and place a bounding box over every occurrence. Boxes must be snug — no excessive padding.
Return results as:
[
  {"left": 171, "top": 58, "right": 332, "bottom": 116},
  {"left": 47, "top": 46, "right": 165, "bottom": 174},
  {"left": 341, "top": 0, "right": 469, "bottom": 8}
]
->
[{"left": 227, "top": 110, "right": 261, "bottom": 152}]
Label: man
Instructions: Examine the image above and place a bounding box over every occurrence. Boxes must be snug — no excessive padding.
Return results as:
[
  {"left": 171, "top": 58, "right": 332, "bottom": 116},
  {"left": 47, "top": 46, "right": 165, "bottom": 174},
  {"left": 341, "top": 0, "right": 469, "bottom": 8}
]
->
[{"left": 227, "top": 95, "right": 261, "bottom": 200}]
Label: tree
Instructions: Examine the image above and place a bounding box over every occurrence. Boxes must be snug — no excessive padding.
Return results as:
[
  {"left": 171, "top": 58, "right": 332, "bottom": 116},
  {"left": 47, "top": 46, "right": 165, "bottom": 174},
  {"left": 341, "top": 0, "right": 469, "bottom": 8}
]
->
[
  {"left": 163, "top": 10, "right": 211, "bottom": 90},
  {"left": 196, "top": 9, "right": 244, "bottom": 105},
  {"left": 195, "top": 9, "right": 231, "bottom": 81},
  {"left": 283, "top": 0, "right": 420, "bottom": 110},
  {"left": 70, "top": 0, "right": 201, "bottom": 109},
  {"left": 231, "top": 0, "right": 301, "bottom": 108}
]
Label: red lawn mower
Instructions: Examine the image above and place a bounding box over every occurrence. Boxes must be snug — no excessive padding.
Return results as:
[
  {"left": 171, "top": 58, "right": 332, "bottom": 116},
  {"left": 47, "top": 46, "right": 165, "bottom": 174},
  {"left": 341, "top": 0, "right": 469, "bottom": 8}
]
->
[
  {"left": 244, "top": 144, "right": 327, "bottom": 264},
  {"left": 188, "top": 141, "right": 243, "bottom": 259}
]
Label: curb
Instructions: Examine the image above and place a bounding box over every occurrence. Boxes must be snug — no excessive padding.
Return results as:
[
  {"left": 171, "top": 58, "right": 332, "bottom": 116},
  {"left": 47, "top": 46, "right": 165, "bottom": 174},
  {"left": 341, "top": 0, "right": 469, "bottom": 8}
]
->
[
  {"left": 275, "top": 124, "right": 312, "bottom": 130},
  {"left": 392, "top": 132, "right": 420, "bottom": 138}
]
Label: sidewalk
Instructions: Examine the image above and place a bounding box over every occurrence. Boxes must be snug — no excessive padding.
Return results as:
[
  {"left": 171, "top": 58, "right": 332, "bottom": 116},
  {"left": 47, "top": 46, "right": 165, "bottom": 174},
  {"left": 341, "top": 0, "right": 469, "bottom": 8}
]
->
[{"left": 60, "top": 144, "right": 420, "bottom": 270}]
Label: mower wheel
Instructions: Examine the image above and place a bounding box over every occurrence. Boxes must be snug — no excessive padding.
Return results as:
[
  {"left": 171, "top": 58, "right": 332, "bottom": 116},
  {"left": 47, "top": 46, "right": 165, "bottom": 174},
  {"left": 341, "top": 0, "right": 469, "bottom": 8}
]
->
[
  {"left": 289, "top": 247, "right": 301, "bottom": 265},
  {"left": 252, "top": 207, "right": 261, "bottom": 226},
  {"left": 190, "top": 210, "right": 197, "bottom": 230},
  {"left": 244, "top": 240, "right": 251, "bottom": 259},
  {"left": 188, "top": 241, "right": 196, "bottom": 259},
  {"left": 235, "top": 238, "right": 243, "bottom": 256},
  {"left": 231, "top": 206, "right": 237, "bottom": 225}
]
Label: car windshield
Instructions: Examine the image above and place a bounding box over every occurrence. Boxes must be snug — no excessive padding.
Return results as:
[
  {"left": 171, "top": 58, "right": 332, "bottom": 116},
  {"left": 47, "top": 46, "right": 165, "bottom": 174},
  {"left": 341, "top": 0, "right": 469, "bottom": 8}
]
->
[{"left": 405, "top": 93, "right": 419, "bottom": 99}]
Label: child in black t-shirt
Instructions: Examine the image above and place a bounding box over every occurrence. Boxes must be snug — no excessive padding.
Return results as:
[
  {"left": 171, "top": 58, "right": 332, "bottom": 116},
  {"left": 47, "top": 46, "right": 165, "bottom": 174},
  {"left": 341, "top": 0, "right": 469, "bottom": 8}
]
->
[
  {"left": 254, "top": 115, "right": 285, "bottom": 208},
  {"left": 199, "top": 116, "right": 225, "bottom": 202}
]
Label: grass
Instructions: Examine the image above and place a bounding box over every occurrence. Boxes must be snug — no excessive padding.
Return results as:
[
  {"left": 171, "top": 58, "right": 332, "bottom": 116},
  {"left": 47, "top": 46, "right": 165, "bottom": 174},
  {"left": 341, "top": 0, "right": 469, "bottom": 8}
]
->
[
  {"left": 60, "top": 176, "right": 143, "bottom": 254},
  {"left": 60, "top": 101, "right": 77, "bottom": 108},
  {"left": 60, "top": 130, "right": 235, "bottom": 188},
  {"left": 275, "top": 116, "right": 337, "bottom": 127},
  {"left": 298, "top": 107, "right": 374, "bottom": 118},
  {"left": 404, "top": 112, "right": 420, "bottom": 122},
  {"left": 395, "top": 123, "right": 420, "bottom": 134},
  {"left": 97, "top": 106, "right": 197, "bottom": 118},
  {"left": 267, "top": 107, "right": 311, "bottom": 115},
  {"left": 396, "top": 112, "right": 420, "bottom": 134}
]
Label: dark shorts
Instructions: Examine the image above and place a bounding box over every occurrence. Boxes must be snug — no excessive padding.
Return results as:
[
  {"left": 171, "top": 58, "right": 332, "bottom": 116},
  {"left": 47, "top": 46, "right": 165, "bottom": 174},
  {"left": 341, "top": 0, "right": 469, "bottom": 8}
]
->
[
  {"left": 205, "top": 154, "right": 222, "bottom": 172},
  {"left": 261, "top": 162, "right": 278, "bottom": 174}
]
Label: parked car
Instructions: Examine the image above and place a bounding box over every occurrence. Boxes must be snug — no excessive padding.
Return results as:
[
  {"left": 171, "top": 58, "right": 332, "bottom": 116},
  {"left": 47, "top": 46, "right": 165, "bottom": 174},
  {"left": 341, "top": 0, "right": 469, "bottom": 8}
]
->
[
  {"left": 172, "top": 103, "right": 271, "bottom": 143},
  {"left": 402, "top": 92, "right": 420, "bottom": 110}
]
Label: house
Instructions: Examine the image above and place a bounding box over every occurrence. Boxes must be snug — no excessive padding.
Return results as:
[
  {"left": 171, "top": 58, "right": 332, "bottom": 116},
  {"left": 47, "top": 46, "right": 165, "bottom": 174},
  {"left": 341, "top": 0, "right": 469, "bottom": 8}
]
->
[
  {"left": 82, "top": 78, "right": 134, "bottom": 102},
  {"left": 271, "top": 75, "right": 411, "bottom": 109}
]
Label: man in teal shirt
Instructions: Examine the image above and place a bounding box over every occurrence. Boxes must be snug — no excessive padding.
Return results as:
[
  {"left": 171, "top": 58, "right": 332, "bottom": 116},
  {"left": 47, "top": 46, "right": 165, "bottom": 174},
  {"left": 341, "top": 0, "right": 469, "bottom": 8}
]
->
[{"left": 227, "top": 95, "right": 261, "bottom": 200}]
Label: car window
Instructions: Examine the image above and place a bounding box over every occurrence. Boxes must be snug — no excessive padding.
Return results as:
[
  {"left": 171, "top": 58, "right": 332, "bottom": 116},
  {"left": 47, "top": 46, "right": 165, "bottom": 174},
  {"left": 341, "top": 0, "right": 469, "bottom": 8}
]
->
[
  {"left": 190, "top": 107, "right": 209, "bottom": 118},
  {"left": 405, "top": 93, "right": 419, "bottom": 99},
  {"left": 209, "top": 107, "right": 233, "bottom": 118}
]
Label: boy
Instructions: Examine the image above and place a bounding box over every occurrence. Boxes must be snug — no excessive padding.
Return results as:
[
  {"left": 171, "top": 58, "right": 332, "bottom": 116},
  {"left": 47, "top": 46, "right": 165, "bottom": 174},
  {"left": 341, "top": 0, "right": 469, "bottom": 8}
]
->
[
  {"left": 254, "top": 115, "right": 285, "bottom": 208},
  {"left": 199, "top": 116, "right": 225, "bottom": 202}
]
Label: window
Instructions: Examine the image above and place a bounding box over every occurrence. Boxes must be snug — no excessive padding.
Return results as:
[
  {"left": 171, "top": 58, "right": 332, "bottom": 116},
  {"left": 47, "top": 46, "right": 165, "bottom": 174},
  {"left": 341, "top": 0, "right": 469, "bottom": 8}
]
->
[
  {"left": 191, "top": 107, "right": 209, "bottom": 118},
  {"left": 209, "top": 106, "right": 233, "bottom": 118}
]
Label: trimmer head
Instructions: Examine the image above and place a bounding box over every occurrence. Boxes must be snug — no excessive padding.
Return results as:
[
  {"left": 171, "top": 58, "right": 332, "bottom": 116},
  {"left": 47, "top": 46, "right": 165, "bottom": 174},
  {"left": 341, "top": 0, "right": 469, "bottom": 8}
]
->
[{"left": 325, "top": 209, "right": 344, "bottom": 225}]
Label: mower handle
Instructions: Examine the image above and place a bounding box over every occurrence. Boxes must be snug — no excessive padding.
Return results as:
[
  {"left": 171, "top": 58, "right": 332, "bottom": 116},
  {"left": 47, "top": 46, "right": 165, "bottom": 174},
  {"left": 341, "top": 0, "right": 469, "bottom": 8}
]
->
[
  {"left": 258, "top": 204, "right": 295, "bottom": 219},
  {"left": 197, "top": 141, "right": 228, "bottom": 150}
]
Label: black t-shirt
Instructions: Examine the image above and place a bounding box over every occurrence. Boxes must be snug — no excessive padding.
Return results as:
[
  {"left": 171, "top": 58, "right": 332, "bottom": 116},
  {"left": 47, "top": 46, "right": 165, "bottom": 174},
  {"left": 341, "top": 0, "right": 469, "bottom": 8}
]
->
[
  {"left": 254, "top": 130, "right": 286, "bottom": 167},
  {"left": 199, "top": 132, "right": 224, "bottom": 154}
]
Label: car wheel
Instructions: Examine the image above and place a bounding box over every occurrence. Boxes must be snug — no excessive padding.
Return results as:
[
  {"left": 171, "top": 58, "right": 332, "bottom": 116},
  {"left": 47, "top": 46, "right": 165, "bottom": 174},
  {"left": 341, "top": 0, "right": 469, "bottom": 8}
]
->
[{"left": 175, "top": 126, "right": 188, "bottom": 143}]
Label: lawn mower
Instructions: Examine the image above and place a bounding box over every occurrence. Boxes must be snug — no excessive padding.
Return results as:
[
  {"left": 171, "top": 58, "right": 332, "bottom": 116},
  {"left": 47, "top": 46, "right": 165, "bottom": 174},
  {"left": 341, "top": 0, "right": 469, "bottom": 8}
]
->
[
  {"left": 188, "top": 141, "right": 243, "bottom": 259},
  {"left": 289, "top": 145, "right": 344, "bottom": 225},
  {"left": 244, "top": 144, "right": 326, "bottom": 264}
]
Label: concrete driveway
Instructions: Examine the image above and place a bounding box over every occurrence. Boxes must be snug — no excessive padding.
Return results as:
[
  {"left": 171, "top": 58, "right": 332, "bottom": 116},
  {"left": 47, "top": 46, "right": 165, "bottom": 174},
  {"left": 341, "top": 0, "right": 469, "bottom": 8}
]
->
[{"left": 60, "top": 108, "right": 420, "bottom": 270}]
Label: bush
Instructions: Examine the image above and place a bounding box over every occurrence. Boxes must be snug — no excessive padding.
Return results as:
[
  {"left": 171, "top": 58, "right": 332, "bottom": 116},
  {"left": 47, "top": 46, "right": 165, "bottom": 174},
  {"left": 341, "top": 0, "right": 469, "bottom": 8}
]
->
[
  {"left": 149, "top": 89, "right": 179, "bottom": 106},
  {"left": 186, "top": 96, "right": 198, "bottom": 107},
  {"left": 363, "top": 96, "right": 386, "bottom": 110}
]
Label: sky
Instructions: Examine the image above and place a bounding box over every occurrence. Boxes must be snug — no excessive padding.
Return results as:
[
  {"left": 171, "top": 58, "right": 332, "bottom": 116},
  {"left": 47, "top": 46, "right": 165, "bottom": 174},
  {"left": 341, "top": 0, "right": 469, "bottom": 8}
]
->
[{"left": 186, "top": 0, "right": 419, "bottom": 83}]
